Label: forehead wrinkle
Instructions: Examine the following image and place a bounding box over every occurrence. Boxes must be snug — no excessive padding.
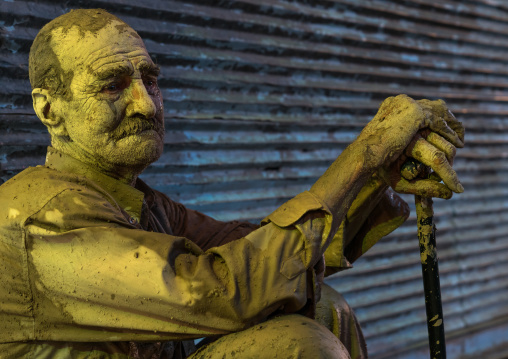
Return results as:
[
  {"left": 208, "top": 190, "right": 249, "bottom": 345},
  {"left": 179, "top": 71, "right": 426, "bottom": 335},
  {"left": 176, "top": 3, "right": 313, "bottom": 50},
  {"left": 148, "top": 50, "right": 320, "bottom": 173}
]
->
[{"left": 87, "top": 49, "right": 151, "bottom": 75}]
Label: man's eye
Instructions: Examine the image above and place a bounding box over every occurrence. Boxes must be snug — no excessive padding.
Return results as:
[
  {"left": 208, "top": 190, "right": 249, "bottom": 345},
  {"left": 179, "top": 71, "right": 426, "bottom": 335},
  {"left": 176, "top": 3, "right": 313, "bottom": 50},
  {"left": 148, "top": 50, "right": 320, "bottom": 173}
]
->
[
  {"left": 144, "top": 78, "right": 159, "bottom": 94},
  {"left": 145, "top": 79, "right": 156, "bottom": 87},
  {"left": 103, "top": 83, "right": 120, "bottom": 93}
]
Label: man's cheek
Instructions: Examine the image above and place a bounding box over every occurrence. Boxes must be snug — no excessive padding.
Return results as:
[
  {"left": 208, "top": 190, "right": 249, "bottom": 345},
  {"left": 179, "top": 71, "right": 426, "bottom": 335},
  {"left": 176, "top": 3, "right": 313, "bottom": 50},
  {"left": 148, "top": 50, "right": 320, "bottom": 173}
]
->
[
  {"left": 87, "top": 101, "right": 122, "bottom": 131},
  {"left": 154, "top": 94, "right": 164, "bottom": 131},
  {"left": 154, "top": 94, "right": 163, "bottom": 115},
  {"left": 107, "top": 106, "right": 122, "bottom": 129}
]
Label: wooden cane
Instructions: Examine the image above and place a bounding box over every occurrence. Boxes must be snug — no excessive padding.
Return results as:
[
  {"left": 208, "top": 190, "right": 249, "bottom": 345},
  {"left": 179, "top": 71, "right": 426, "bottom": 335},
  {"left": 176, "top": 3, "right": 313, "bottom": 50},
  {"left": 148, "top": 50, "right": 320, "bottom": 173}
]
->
[
  {"left": 402, "top": 159, "right": 446, "bottom": 358},
  {"left": 415, "top": 195, "right": 446, "bottom": 358}
]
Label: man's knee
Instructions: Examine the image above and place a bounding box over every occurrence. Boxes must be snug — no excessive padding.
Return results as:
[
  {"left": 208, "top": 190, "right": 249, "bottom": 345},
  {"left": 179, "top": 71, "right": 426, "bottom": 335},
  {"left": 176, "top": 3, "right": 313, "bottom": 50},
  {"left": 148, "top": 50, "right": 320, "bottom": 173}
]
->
[
  {"left": 316, "top": 283, "right": 367, "bottom": 359},
  {"left": 271, "top": 315, "right": 351, "bottom": 358},
  {"left": 190, "top": 314, "right": 351, "bottom": 359}
]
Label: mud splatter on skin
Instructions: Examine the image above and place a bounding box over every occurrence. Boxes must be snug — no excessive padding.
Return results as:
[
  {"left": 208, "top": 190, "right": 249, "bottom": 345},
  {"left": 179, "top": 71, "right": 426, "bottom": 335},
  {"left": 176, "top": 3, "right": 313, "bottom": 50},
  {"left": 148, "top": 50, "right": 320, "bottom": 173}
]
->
[
  {"left": 29, "top": 9, "right": 133, "bottom": 100},
  {"left": 30, "top": 11, "right": 164, "bottom": 185},
  {"left": 310, "top": 95, "right": 464, "bottom": 221},
  {"left": 29, "top": 33, "right": 74, "bottom": 100}
]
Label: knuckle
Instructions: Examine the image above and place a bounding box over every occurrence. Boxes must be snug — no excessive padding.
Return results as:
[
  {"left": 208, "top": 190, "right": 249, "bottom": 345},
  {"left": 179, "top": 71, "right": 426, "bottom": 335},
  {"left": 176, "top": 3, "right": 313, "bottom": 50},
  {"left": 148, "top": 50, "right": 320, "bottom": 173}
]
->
[
  {"left": 432, "top": 152, "right": 447, "bottom": 166},
  {"left": 448, "top": 145, "right": 457, "bottom": 158},
  {"left": 436, "top": 99, "right": 446, "bottom": 107}
]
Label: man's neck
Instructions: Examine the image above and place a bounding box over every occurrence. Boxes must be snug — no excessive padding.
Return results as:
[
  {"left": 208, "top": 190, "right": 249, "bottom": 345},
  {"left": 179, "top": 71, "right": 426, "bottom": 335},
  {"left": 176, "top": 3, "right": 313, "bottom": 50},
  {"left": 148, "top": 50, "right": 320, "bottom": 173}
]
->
[{"left": 52, "top": 142, "right": 144, "bottom": 187}]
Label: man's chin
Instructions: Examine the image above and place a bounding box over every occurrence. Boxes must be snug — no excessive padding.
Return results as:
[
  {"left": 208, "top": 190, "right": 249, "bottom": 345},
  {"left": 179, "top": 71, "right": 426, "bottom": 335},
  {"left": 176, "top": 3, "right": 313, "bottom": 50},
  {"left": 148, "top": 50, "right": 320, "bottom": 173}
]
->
[{"left": 109, "top": 138, "right": 163, "bottom": 168}]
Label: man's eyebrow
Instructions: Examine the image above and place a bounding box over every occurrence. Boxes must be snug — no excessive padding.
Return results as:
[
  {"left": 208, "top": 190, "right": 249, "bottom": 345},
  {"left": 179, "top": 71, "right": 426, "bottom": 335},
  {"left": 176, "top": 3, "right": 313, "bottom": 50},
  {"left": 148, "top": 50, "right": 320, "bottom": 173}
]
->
[
  {"left": 95, "top": 64, "right": 133, "bottom": 80},
  {"left": 139, "top": 62, "right": 160, "bottom": 77}
]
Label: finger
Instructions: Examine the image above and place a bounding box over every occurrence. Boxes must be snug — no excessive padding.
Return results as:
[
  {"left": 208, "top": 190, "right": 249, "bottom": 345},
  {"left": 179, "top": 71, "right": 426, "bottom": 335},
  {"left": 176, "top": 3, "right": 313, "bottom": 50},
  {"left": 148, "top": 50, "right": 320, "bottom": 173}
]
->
[
  {"left": 373, "top": 95, "right": 397, "bottom": 122},
  {"left": 418, "top": 99, "right": 451, "bottom": 119},
  {"left": 392, "top": 177, "right": 453, "bottom": 199},
  {"left": 447, "top": 117, "right": 465, "bottom": 145},
  {"left": 418, "top": 99, "right": 465, "bottom": 148},
  {"left": 429, "top": 171, "right": 442, "bottom": 182},
  {"left": 425, "top": 112, "right": 464, "bottom": 149},
  {"left": 443, "top": 109, "right": 465, "bottom": 145},
  {"left": 426, "top": 132, "right": 457, "bottom": 164},
  {"left": 411, "top": 138, "right": 464, "bottom": 193}
]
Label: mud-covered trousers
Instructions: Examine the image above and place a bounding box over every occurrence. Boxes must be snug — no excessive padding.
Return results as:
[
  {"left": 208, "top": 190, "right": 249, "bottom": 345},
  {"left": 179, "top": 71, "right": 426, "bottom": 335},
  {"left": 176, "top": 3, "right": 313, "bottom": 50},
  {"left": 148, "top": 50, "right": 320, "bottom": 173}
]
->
[
  {"left": 6, "top": 283, "right": 367, "bottom": 359},
  {"left": 188, "top": 284, "right": 367, "bottom": 359}
]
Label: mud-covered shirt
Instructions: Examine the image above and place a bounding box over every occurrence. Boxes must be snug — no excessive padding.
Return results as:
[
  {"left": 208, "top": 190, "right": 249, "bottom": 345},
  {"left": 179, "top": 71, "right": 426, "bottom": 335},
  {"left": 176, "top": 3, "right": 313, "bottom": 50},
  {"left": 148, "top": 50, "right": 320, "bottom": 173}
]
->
[{"left": 0, "top": 147, "right": 408, "bottom": 358}]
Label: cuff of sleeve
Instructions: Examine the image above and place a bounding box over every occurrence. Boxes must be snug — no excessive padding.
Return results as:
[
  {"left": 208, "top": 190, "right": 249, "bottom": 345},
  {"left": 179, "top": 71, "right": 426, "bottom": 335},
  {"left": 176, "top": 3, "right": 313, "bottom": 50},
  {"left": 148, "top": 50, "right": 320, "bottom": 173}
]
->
[
  {"left": 323, "top": 221, "right": 353, "bottom": 275},
  {"left": 261, "top": 191, "right": 332, "bottom": 228},
  {"left": 344, "top": 188, "right": 409, "bottom": 264},
  {"left": 323, "top": 188, "right": 408, "bottom": 276}
]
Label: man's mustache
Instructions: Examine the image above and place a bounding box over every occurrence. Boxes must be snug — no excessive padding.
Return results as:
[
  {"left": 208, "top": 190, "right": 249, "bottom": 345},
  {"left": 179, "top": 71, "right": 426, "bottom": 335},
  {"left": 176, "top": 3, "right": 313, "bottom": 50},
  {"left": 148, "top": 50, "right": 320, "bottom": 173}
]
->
[{"left": 111, "top": 117, "right": 164, "bottom": 140}]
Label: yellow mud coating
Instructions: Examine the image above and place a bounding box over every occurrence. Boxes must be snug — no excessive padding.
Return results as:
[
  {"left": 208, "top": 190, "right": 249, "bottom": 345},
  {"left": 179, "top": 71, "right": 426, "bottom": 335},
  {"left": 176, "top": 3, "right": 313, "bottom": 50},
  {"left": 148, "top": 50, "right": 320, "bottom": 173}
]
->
[
  {"left": 416, "top": 197, "right": 437, "bottom": 265},
  {"left": 7, "top": 208, "right": 20, "bottom": 219},
  {"left": 400, "top": 159, "right": 423, "bottom": 181},
  {"left": 72, "top": 197, "right": 87, "bottom": 207},
  {"left": 371, "top": 96, "right": 464, "bottom": 199},
  {"left": 418, "top": 225, "right": 437, "bottom": 264},
  {"left": 25, "top": 226, "right": 58, "bottom": 236},
  {"left": 17, "top": 7, "right": 467, "bottom": 356},
  {"left": 173, "top": 277, "right": 205, "bottom": 305},
  {"left": 30, "top": 10, "right": 164, "bottom": 186},
  {"left": 308, "top": 95, "right": 451, "bottom": 234},
  {"left": 361, "top": 218, "right": 405, "bottom": 254},
  {"left": 44, "top": 209, "right": 64, "bottom": 226},
  {"left": 429, "top": 314, "right": 442, "bottom": 327},
  {"left": 420, "top": 238, "right": 437, "bottom": 264}
]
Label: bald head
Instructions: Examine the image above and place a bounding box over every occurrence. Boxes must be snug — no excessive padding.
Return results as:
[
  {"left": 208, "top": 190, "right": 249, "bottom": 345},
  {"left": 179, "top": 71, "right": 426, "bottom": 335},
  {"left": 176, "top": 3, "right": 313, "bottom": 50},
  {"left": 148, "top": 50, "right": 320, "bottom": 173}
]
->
[{"left": 29, "top": 9, "right": 139, "bottom": 100}]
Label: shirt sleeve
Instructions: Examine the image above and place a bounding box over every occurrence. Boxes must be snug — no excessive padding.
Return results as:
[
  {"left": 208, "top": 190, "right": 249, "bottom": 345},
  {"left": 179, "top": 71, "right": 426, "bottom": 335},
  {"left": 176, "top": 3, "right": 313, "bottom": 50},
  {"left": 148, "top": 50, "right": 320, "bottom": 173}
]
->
[
  {"left": 25, "top": 187, "right": 338, "bottom": 342},
  {"left": 154, "top": 191, "right": 259, "bottom": 251},
  {"left": 324, "top": 187, "right": 410, "bottom": 276}
]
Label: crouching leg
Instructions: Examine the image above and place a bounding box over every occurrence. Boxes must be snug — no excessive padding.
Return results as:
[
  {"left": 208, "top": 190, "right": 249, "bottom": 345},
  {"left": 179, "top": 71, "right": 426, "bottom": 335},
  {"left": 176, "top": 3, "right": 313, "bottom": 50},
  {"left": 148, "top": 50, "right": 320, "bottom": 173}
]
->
[
  {"left": 315, "top": 283, "right": 367, "bottom": 359},
  {"left": 188, "top": 314, "right": 351, "bottom": 359}
]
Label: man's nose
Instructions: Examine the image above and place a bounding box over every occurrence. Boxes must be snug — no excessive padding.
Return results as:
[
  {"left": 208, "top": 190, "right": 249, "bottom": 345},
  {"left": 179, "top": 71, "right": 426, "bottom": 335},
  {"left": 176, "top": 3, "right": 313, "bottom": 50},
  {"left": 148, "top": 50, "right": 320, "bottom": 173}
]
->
[{"left": 126, "top": 79, "right": 157, "bottom": 119}]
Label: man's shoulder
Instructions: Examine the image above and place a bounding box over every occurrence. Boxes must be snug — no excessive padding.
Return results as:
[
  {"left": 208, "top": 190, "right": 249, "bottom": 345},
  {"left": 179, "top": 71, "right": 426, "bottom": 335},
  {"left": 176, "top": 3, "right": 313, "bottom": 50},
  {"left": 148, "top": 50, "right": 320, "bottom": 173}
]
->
[
  {"left": 0, "top": 165, "right": 96, "bottom": 220},
  {"left": 1, "top": 165, "right": 86, "bottom": 193}
]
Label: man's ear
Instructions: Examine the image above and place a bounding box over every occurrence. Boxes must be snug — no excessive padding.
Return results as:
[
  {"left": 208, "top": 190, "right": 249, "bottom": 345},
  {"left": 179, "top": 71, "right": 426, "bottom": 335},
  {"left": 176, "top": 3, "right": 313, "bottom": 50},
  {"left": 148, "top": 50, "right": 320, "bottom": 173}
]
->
[
  {"left": 32, "top": 88, "right": 68, "bottom": 137},
  {"left": 32, "top": 88, "right": 55, "bottom": 124}
]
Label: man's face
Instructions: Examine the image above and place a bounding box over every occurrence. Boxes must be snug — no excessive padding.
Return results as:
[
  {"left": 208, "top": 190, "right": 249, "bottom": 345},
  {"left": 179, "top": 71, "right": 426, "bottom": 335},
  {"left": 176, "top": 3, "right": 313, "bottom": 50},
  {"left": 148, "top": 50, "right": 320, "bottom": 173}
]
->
[{"left": 50, "top": 21, "right": 164, "bottom": 172}]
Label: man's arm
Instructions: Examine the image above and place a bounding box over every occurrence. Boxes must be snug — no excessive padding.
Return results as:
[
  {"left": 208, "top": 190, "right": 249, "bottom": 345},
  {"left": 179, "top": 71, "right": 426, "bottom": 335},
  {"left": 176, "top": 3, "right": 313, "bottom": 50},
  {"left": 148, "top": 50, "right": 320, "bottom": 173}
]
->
[
  {"left": 24, "top": 184, "right": 336, "bottom": 342},
  {"left": 266, "top": 95, "right": 464, "bottom": 273},
  {"left": 324, "top": 176, "right": 410, "bottom": 275},
  {"left": 160, "top": 96, "right": 463, "bottom": 276},
  {"left": 154, "top": 191, "right": 259, "bottom": 250}
]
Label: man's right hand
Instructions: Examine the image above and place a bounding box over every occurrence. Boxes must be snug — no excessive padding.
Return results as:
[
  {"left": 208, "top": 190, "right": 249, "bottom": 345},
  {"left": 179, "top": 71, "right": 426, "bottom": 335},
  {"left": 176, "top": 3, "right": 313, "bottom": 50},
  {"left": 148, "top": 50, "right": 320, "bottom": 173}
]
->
[
  {"left": 310, "top": 94, "right": 464, "bottom": 229},
  {"left": 358, "top": 95, "right": 465, "bottom": 199}
]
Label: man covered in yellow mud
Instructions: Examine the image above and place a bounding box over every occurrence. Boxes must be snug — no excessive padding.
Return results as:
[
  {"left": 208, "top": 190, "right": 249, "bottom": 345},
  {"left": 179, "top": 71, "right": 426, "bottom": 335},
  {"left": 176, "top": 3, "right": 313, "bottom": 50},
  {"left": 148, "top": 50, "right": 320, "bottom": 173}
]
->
[{"left": 0, "top": 9, "right": 465, "bottom": 359}]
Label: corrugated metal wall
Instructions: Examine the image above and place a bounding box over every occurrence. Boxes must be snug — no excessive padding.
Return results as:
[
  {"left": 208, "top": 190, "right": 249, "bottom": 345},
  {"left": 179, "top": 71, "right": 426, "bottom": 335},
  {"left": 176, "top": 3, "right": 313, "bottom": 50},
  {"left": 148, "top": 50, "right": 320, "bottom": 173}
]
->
[{"left": 1, "top": 0, "right": 508, "bottom": 357}]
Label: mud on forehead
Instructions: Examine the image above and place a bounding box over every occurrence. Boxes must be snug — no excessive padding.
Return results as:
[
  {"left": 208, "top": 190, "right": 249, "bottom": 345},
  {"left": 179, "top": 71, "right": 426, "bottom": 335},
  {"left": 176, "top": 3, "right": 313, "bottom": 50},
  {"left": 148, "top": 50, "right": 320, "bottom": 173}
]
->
[
  {"left": 55, "top": 9, "right": 139, "bottom": 39},
  {"left": 29, "top": 9, "right": 141, "bottom": 99}
]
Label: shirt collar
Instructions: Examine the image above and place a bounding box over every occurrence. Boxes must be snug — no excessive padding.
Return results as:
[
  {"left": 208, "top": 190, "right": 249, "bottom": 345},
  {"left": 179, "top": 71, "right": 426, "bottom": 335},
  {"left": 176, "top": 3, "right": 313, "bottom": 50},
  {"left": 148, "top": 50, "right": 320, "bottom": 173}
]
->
[{"left": 45, "top": 147, "right": 145, "bottom": 221}]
